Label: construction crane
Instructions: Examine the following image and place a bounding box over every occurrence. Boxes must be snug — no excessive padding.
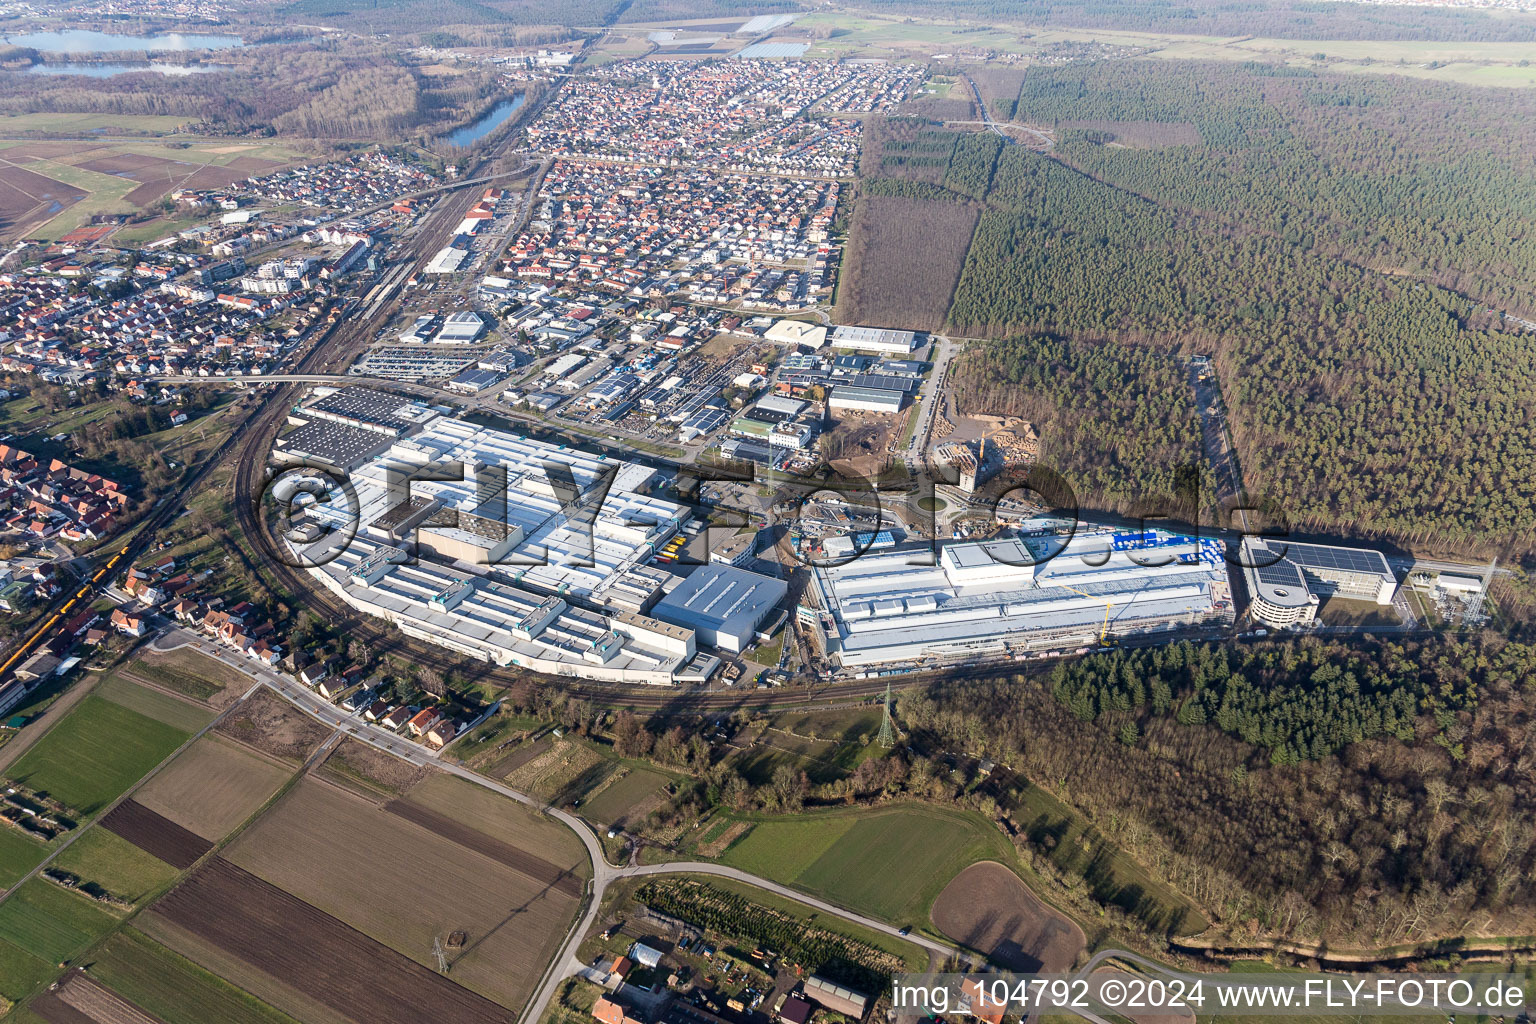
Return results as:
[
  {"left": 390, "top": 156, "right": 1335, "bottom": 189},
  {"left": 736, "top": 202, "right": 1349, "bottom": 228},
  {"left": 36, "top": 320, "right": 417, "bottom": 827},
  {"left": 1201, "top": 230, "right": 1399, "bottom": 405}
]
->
[{"left": 1057, "top": 582, "right": 1116, "bottom": 646}]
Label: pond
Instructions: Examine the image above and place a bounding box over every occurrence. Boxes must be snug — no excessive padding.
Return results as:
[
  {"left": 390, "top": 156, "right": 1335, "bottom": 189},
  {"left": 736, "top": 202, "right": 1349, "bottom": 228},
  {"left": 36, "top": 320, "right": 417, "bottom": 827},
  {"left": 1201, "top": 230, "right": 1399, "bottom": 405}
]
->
[
  {"left": 5, "top": 29, "right": 245, "bottom": 53},
  {"left": 438, "top": 93, "right": 525, "bottom": 148}
]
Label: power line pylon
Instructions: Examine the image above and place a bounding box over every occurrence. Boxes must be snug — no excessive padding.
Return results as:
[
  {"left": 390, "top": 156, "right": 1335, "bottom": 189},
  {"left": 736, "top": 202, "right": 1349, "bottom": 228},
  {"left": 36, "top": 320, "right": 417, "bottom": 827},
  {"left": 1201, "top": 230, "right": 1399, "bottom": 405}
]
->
[
  {"left": 432, "top": 937, "right": 449, "bottom": 973},
  {"left": 876, "top": 680, "right": 895, "bottom": 748}
]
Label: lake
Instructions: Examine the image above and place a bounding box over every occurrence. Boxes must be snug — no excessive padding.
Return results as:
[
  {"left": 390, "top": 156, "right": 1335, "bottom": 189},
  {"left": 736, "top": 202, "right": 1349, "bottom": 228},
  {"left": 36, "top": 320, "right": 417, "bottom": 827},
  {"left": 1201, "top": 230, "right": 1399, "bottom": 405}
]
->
[
  {"left": 5, "top": 29, "right": 245, "bottom": 53},
  {"left": 24, "top": 62, "right": 219, "bottom": 76},
  {"left": 438, "top": 93, "right": 525, "bottom": 148}
]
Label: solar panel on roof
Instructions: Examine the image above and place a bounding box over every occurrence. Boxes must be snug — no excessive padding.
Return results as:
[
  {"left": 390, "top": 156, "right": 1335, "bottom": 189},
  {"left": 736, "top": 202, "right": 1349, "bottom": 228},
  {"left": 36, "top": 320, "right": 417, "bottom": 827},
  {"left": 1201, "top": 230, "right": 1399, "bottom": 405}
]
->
[
  {"left": 1283, "top": 542, "right": 1389, "bottom": 575},
  {"left": 1255, "top": 561, "right": 1305, "bottom": 587}
]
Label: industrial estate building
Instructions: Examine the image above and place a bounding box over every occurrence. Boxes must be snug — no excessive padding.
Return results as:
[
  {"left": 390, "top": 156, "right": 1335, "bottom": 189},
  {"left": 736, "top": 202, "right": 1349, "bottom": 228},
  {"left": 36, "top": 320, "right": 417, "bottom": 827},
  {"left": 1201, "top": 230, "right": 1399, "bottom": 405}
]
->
[
  {"left": 829, "top": 325, "right": 918, "bottom": 355},
  {"left": 804, "top": 528, "right": 1232, "bottom": 672},
  {"left": 1240, "top": 537, "right": 1397, "bottom": 630},
  {"left": 764, "top": 320, "right": 827, "bottom": 348},
  {"left": 827, "top": 384, "right": 905, "bottom": 414},
  {"left": 273, "top": 384, "right": 1412, "bottom": 681},
  {"left": 284, "top": 388, "right": 789, "bottom": 683},
  {"left": 652, "top": 564, "right": 788, "bottom": 653}
]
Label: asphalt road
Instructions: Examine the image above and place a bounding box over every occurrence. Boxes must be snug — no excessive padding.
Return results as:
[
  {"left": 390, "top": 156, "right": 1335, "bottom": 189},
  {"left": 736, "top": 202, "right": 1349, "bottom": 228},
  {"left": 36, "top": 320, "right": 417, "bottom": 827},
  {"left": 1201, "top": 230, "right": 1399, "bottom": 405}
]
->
[
  {"left": 907, "top": 334, "right": 957, "bottom": 461},
  {"left": 148, "top": 629, "right": 975, "bottom": 1024}
]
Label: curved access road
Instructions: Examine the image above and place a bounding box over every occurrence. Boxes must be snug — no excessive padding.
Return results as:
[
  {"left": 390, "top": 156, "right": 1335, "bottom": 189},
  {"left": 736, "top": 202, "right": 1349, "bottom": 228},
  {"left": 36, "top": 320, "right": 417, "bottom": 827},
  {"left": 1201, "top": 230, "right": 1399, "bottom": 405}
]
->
[{"left": 168, "top": 651, "right": 977, "bottom": 1024}]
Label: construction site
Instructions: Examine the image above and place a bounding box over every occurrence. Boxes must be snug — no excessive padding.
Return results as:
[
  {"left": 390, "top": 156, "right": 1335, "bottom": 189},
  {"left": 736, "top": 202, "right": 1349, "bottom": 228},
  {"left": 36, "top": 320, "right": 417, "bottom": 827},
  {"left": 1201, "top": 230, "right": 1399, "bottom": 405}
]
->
[{"left": 932, "top": 416, "right": 1039, "bottom": 492}]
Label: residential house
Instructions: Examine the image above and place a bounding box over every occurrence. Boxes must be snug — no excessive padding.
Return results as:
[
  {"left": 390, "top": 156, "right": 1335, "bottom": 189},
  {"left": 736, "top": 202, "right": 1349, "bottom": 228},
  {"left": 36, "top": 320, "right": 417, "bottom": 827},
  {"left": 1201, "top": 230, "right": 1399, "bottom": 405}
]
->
[
  {"left": 407, "top": 707, "right": 441, "bottom": 737},
  {"left": 110, "top": 607, "right": 146, "bottom": 637}
]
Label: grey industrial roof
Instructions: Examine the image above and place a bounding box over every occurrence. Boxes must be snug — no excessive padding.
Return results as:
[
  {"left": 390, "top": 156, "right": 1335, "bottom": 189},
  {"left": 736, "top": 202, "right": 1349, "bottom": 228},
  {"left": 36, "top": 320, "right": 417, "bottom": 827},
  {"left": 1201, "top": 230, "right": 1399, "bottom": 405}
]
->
[
  {"left": 277, "top": 420, "right": 392, "bottom": 469},
  {"left": 831, "top": 325, "right": 917, "bottom": 350},
  {"left": 652, "top": 564, "right": 788, "bottom": 642},
  {"left": 829, "top": 384, "right": 904, "bottom": 404},
  {"left": 309, "top": 386, "right": 423, "bottom": 432},
  {"left": 449, "top": 367, "right": 504, "bottom": 390},
  {"left": 720, "top": 437, "right": 777, "bottom": 466}
]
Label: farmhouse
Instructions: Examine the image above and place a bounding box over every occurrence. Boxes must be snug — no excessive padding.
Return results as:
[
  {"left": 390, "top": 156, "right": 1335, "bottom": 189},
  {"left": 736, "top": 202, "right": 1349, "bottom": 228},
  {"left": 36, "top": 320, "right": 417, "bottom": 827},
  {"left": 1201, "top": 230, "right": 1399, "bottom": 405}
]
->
[
  {"left": 426, "top": 720, "right": 458, "bottom": 748},
  {"left": 594, "top": 997, "right": 646, "bottom": 1024},
  {"left": 380, "top": 706, "right": 412, "bottom": 730},
  {"left": 960, "top": 977, "right": 1006, "bottom": 1024},
  {"left": 110, "top": 608, "right": 146, "bottom": 637},
  {"left": 407, "top": 707, "right": 442, "bottom": 736}
]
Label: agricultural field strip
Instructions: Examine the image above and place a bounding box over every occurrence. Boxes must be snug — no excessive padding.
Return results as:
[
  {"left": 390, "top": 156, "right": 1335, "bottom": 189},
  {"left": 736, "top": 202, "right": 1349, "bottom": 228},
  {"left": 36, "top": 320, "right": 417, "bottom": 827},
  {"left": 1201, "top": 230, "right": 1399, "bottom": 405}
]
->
[
  {"left": 220, "top": 776, "right": 577, "bottom": 1013},
  {"left": 0, "top": 680, "right": 259, "bottom": 914},
  {"left": 382, "top": 798, "right": 582, "bottom": 897},
  {"left": 89, "top": 927, "right": 309, "bottom": 1024},
  {"left": 801, "top": 11, "right": 1536, "bottom": 65},
  {"left": 151, "top": 857, "right": 512, "bottom": 1024},
  {"left": 100, "top": 801, "right": 213, "bottom": 871},
  {"left": 194, "top": 681, "right": 994, "bottom": 1024},
  {"left": 931, "top": 861, "right": 1085, "bottom": 973},
  {"left": 53, "top": 969, "right": 169, "bottom": 1024},
  {"left": 30, "top": 988, "right": 101, "bottom": 1024}
]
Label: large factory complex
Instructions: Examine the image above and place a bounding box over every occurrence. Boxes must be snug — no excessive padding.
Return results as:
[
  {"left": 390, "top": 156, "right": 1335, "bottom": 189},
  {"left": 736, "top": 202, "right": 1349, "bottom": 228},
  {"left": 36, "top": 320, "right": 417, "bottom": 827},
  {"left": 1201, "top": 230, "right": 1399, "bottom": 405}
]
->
[
  {"left": 276, "top": 386, "right": 1418, "bottom": 685},
  {"left": 279, "top": 387, "right": 788, "bottom": 685},
  {"left": 804, "top": 531, "right": 1233, "bottom": 670}
]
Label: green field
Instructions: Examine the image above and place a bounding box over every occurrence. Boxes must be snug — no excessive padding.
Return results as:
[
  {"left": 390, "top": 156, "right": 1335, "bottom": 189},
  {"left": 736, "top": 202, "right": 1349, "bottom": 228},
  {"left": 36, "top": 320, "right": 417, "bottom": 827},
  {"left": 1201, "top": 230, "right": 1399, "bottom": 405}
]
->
[
  {"left": 0, "top": 828, "right": 49, "bottom": 889},
  {"left": 791, "top": 10, "right": 1536, "bottom": 87},
  {"left": 96, "top": 675, "right": 216, "bottom": 732},
  {"left": 50, "top": 828, "right": 178, "bottom": 905},
  {"left": 0, "top": 936, "right": 56, "bottom": 1003},
  {"left": 719, "top": 803, "right": 1022, "bottom": 927},
  {"left": 22, "top": 157, "right": 141, "bottom": 240},
  {"left": 795, "top": 12, "right": 1039, "bottom": 59},
  {"left": 4, "top": 695, "right": 192, "bottom": 814},
  {"left": 0, "top": 878, "right": 120, "bottom": 964},
  {"left": 88, "top": 928, "right": 305, "bottom": 1024},
  {"left": 0, "top": 393, "right": 129, "bottom": 437},
  {"left": 580, "top": 766, "right": 674, "bottom": 825},
  {"left": 117, "top": 649, "right": 226, "bottom": 703},
  {"left": 0, "top": 112, "right": 191, "bottom": 135}
]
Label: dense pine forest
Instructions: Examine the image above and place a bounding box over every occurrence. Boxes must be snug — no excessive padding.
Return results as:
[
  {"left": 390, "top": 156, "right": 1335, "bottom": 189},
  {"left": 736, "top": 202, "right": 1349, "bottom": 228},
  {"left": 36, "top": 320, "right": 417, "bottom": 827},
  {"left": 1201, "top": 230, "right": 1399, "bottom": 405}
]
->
[
  {"left": 858, "top": 61, "right": 1536, "bottom": 555},
  {"left": 906, "top": 636, "right": 1536, "bottom": 944},
  {"left": 949, "top": 334, "right": 1212, "bottom": 522}
]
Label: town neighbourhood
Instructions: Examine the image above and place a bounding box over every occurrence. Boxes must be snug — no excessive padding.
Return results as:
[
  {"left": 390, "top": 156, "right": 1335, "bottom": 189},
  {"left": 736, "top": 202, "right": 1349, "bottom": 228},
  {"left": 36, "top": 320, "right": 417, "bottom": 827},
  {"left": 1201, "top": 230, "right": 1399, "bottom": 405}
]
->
[{"left": 0, "top": 3, "right": 1531, "bottom": 1024}]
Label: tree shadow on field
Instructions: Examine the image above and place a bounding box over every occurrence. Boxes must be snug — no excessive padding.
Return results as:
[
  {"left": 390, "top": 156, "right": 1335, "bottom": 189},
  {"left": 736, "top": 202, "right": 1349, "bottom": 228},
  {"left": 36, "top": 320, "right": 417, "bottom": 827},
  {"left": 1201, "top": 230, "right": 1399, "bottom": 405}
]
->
[
  {"left": 451, "top": 870, "right": 581, "bottom": 966},
  {"left": 552, "top": 759, "right": 614, "bottom": 810}
]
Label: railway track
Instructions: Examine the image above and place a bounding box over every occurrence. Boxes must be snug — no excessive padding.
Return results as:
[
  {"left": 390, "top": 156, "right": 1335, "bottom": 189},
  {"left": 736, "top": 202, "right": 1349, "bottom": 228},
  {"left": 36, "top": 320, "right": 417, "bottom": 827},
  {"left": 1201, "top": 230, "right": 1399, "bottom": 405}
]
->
[{"left": 0, "top": 391, "right": 276, "bottom": 687}]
